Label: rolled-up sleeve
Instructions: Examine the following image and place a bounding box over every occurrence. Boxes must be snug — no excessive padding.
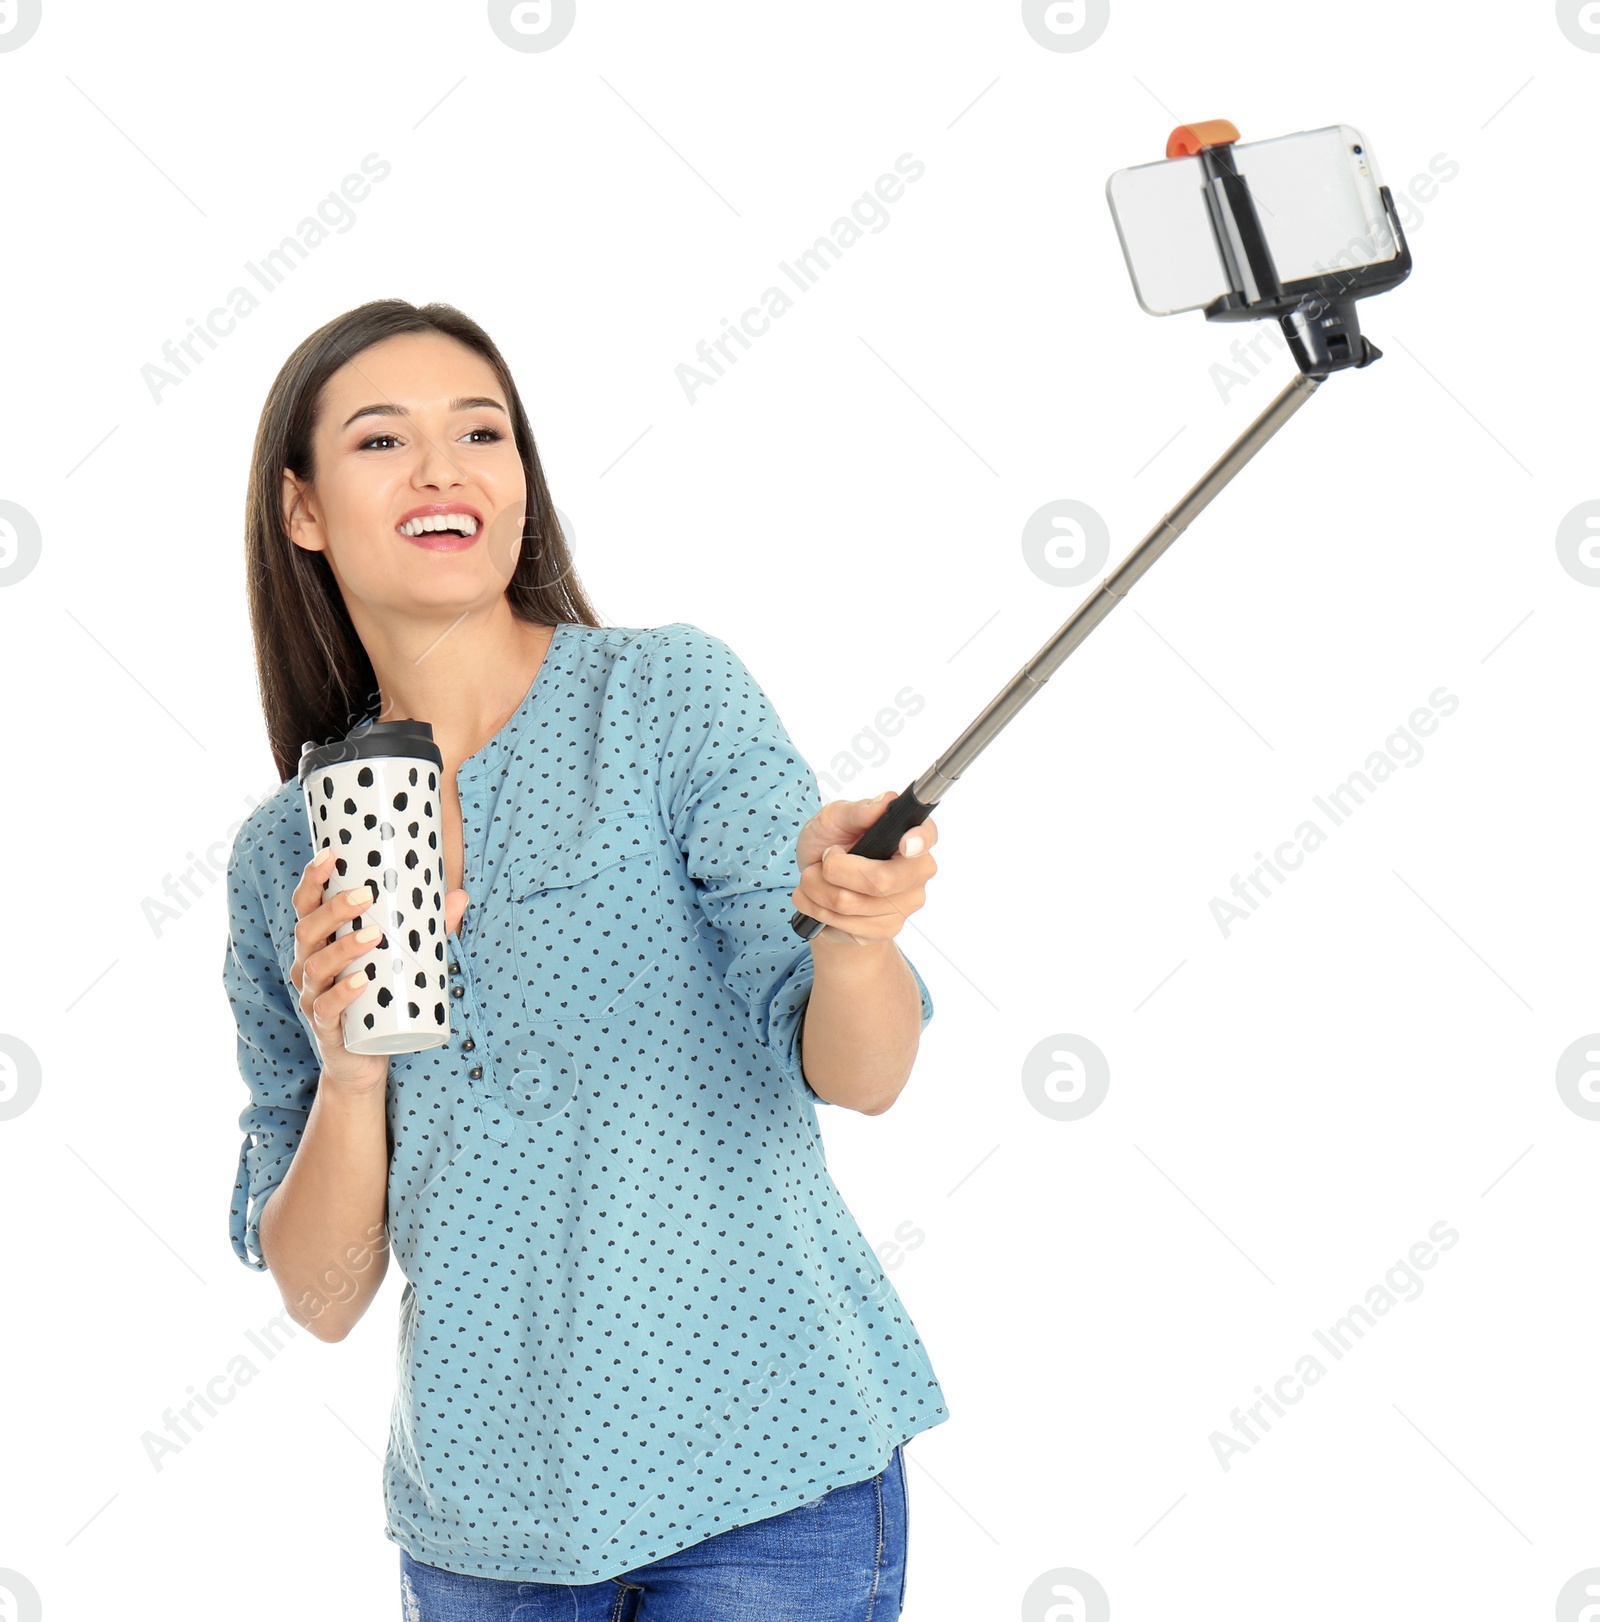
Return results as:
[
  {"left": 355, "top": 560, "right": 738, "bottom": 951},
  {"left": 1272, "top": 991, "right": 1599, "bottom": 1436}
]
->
[
  {"left": 224, "top": 834, "right": 318, "bottom": 1270},
  {"left": 647, "top": 622, "right": 934, "bottom": 1105}
]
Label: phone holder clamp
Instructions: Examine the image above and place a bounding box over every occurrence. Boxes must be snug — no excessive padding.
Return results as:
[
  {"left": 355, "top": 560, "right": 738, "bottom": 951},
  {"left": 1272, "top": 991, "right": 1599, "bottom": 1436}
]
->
[{"left": 1172, "top": 123, "right": 1413, "bottom": 377}]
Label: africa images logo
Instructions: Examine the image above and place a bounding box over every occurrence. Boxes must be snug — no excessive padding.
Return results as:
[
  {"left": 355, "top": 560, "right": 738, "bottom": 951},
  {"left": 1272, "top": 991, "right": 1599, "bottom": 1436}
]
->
[{"left": 1209, "top": 687, "right": 1459, "bottom": 938}]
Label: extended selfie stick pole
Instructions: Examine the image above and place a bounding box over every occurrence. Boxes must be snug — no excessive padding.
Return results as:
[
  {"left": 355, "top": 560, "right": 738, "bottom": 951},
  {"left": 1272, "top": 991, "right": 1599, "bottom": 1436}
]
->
[
  {"left": 787, "top": 371, "right": 1321, "bottom": 940},
  {"left": 789, "top": 119, "right": 1412, "bottom": 942}
]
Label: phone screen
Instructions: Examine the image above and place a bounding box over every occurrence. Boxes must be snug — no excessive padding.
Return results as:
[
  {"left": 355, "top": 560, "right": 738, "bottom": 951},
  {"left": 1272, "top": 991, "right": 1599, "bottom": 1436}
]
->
[{"left": 1106, "top": 125, "right": 1398, "bottom": 316}]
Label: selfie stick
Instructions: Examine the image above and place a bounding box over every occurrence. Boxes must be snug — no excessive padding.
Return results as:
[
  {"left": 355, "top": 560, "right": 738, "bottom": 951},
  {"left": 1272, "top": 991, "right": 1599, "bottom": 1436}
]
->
[{"left": 789, "top": 119, "right": 1412, "bottom": 941}]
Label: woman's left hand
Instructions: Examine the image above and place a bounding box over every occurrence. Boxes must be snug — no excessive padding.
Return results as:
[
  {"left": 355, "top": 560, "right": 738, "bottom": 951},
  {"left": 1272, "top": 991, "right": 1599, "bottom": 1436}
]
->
[{"left": 791, "top": 790, "right": 938, "bottom": 946}]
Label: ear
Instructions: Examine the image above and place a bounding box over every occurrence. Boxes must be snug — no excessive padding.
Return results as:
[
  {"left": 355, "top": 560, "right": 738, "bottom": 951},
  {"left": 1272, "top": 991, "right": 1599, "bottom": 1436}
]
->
[{"left": 281, "top": 468, "right": 322, "bottom": 553}]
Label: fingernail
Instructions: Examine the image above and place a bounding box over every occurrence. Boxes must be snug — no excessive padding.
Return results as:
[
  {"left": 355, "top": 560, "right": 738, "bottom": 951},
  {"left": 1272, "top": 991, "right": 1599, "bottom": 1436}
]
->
[{"left": 903, "top": 836, "right": 924, "bottom": 857}]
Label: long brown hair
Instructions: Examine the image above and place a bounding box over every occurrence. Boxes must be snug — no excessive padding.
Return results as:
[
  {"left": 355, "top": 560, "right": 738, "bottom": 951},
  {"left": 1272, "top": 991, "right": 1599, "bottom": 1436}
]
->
[{"left": 243, "top": 298, "right": 604, "bottom": 781}]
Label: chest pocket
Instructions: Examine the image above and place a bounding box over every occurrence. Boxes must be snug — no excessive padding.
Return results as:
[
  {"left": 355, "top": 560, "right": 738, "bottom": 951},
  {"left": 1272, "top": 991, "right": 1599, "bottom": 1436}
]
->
[{"left": 506, "top": 810, "right": 666, "bottom": 1027}]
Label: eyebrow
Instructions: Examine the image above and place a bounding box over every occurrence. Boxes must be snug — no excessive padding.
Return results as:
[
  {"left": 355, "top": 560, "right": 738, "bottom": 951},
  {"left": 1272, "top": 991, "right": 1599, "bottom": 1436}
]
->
[{"left": 340, "top": 396, "right": 508, "bottom": 430}]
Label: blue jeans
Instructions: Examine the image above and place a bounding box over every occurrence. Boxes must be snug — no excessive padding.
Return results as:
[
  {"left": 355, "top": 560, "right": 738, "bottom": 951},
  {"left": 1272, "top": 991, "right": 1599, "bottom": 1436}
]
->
[{"left": 398, "top": 1443, "right": 908, "bottom": 1620}]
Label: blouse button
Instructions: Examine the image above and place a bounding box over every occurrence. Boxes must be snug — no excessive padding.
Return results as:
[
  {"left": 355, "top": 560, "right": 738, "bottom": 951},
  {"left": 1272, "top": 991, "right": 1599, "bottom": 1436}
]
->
[
  {"left": 468, "top": 1065, "right": 484, "bottom": 1080},
  {"left": 448, "top": 961, "right": 460, "bottom": 976},
  {"left": 461, "top": 1037, "right": 476, "bottom": 1052},
  {"left": 450, "top": 985, "right": 465, "bottom": 999}
]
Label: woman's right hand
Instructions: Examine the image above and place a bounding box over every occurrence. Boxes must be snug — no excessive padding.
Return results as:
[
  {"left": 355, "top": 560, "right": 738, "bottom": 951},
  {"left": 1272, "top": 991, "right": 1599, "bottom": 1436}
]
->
[{"left": 289, "top": 848, "right": 470, "bottom": 1094}]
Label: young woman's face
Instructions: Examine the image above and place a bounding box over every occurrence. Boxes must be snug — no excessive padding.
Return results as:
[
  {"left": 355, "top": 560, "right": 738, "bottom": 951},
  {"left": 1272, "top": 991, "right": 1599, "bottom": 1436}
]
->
[{"left": 283, "top": 330, "right": 528, "bottom": 616}]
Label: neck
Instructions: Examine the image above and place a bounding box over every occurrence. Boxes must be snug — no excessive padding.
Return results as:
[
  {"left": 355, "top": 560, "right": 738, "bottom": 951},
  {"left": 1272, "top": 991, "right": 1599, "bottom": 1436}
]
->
[{"left": 358, "top": 605, "right": 554, "bottom": 769}]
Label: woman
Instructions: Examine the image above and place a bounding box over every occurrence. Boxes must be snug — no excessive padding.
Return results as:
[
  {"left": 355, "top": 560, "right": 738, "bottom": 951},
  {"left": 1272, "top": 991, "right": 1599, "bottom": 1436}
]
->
[{"left": 222, "top": 298, "right": 948, "bottom": 1619}]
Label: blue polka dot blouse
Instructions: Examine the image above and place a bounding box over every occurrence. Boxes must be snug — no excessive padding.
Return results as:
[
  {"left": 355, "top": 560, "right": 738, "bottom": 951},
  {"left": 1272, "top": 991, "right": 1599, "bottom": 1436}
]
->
[{"left": 223, "top": 620, "right": 949, "bottom": 1584}]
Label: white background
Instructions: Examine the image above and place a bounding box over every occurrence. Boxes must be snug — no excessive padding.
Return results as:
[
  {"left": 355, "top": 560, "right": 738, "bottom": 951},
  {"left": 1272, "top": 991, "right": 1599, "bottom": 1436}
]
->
[{"left": 0, "top": 2, "right": 1594, "bottom": 1618}]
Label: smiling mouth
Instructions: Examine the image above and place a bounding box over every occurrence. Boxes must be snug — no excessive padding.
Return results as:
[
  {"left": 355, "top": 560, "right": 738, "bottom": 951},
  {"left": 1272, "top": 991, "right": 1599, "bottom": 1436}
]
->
[{"left": 398, "top": 514, "right": 480, "bottom": 538}]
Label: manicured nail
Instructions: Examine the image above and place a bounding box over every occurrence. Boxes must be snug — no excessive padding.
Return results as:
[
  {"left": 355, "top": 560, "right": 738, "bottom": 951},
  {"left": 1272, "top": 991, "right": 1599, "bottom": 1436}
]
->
[{"left": 903, "top": 836, "right": 924, "bottom": 857}]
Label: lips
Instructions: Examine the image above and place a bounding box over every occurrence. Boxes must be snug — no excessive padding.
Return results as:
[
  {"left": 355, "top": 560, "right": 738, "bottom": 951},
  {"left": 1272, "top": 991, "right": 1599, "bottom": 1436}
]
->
[{"left": 395, "top": 503, "right": 484, "bottom": 550}]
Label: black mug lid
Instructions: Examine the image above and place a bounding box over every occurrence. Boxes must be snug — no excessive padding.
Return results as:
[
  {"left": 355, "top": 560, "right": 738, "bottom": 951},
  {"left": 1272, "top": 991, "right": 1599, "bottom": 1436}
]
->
[{"left": 298, "top": 718, "right": 443, "bottom": 783}]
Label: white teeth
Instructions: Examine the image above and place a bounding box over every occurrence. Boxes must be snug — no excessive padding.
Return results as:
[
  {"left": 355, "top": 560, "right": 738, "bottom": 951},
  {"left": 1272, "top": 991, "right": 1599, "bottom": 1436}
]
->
[{"left": 399, "top": 514, "right": 479, "bottom": 537}]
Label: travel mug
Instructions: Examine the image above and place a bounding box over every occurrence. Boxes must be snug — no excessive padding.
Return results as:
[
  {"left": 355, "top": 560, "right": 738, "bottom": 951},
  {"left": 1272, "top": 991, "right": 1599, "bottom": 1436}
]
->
[{"left": 298, "top": 718, "right": 452, "bottom": 1056}]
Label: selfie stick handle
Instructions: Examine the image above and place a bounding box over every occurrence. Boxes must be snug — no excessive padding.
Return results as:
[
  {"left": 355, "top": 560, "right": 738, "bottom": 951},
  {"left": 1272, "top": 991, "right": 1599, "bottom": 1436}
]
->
[{"left": 789, "top": 368, "right": 1323, "bottom": 941}]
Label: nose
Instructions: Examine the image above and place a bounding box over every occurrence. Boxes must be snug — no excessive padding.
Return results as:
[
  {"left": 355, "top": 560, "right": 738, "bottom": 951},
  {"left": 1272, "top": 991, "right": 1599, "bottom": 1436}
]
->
[{"left": 411, "top": 430, "right": 466, "bottom": 492}]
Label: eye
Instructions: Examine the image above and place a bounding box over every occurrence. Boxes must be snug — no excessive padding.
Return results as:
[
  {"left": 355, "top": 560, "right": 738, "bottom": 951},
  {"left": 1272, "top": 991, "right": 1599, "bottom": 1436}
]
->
[{"left": 355, "top": 427, "right": 504, "bottom": 451}]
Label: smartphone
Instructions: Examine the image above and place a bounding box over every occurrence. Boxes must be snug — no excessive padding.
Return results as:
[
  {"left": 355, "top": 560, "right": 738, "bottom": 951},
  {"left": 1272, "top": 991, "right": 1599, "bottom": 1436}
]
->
[{"left": 1106, "top": 125, "right": 1399, "bottom": 317}]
